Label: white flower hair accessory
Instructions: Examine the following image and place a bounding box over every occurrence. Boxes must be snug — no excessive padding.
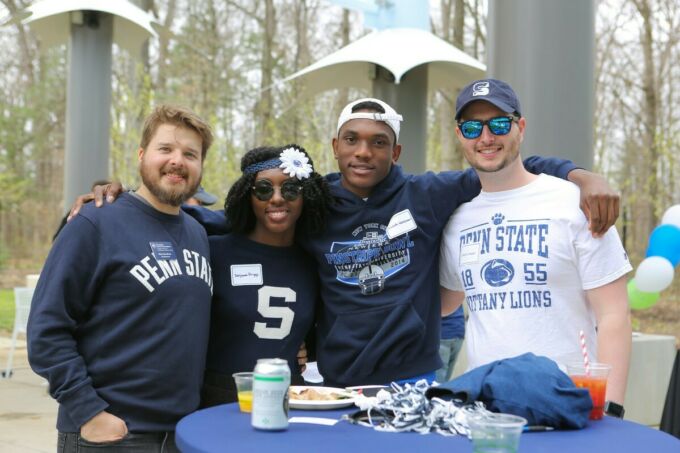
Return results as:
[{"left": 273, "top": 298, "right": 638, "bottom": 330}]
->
[{"left": 279, "top": 147, "right": 313, "bottom": 179}]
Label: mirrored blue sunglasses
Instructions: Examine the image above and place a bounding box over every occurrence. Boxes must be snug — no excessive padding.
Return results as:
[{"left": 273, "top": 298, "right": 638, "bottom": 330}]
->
[{"left": 457, "top": 115, "right": 518, "bottom": 139}]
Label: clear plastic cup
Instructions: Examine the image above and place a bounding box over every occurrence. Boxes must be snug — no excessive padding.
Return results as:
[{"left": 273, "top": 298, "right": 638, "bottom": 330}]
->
[
  {"left": 232, "top": 372, "right": 254, "bottom": 413},
  {"left": 468, "top": 413, "right": 527, "bottom": 453},
  {"left": 566, "top": 362, "right": 611, "bottom": 420}
]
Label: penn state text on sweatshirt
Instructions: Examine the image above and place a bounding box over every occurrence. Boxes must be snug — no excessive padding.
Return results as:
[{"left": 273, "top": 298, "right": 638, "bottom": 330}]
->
[{"left": 28, "top": 193, "right": 213, "bottom": 432}]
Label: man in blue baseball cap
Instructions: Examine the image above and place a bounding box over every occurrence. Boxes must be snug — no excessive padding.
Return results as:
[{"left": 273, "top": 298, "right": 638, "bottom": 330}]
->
[
  {"left": 439, "top": 78, "right": 632, "bottom": 412},
  {"left": 455, "top": 79, "right": 522, "bottom": 120}
]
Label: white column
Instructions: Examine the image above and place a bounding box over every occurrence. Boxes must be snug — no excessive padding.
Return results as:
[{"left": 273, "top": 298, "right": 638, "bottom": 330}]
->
[
  {"left": 372, "top": 64, "right": 428, "bottom": 174},
  {"left": 64, "top": 11, "right": 112, "bottom": 208},
  {"left": 488, "top": 0, "right": 595, "bottom": 168}
]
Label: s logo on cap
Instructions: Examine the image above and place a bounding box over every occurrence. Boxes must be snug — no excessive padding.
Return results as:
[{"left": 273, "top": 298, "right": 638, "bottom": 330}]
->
[{"left": 472, "top": 81, "right": 490, "bottom": 97}]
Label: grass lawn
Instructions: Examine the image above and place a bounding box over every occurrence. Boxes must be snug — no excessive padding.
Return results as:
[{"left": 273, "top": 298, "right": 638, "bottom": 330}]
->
[{"left": 0, "top": 288, "right": 14, "bottom": 333}]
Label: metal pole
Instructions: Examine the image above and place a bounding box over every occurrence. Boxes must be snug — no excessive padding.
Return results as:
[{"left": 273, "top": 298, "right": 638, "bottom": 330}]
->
[
  {"left": 372, "top": 64, "right": 428, "bottom": 174},
  {"left": 64, "top": 11, "right": 112, "bottom": 208},
  {"left": 487, "top": 0, "right": 595, "bottom": 168}
]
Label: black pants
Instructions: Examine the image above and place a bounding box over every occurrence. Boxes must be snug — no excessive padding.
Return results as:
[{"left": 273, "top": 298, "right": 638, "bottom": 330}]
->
[
  {"left": 58, "top": 432, "right": 179, "bottom": 453},
  {"left": 200, "top": 371, "right": 239, "bottom": 408},
  {"left": 660, "top": 349, "right": 680, "bottom": 439}
]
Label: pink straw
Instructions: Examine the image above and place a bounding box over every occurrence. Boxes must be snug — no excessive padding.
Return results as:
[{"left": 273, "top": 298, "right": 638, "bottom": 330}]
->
[{"left": 579, "top": 330, "right": 591, "bottom": 376}]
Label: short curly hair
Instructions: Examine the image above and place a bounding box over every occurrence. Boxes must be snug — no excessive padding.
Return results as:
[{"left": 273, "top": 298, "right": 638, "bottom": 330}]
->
[
  {"left": 225, "top": 144, "right": 331, "bottom": 237},
  {"left": 140, "top": 104, "right": 213, "bottom": 159}
]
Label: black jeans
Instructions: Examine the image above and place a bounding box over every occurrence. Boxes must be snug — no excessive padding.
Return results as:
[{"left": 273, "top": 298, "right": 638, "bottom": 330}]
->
[{"left": 58, "top": 432, "right": 180, "bottom": 453}]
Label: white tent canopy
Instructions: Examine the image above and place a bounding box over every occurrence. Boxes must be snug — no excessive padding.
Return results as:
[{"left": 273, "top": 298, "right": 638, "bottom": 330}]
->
[
  {"left": 283, "top": 28, "right": 486, "bottom": 95},
  {"left": 20, "top": 0, "right": 157, "bottom": 55}
]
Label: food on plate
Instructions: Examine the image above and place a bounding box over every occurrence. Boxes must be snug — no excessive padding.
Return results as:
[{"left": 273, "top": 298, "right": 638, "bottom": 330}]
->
[{"left": 289, "top": 387, "right": 351, "bottom": 401}]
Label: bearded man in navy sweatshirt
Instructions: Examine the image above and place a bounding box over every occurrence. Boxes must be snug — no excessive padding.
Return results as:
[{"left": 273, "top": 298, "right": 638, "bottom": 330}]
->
[{"left": 28, "top": 105, "right": 214, "bottom": 452}]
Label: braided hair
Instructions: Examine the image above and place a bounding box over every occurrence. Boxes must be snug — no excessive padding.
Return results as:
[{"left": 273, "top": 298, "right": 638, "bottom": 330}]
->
[{"left": 225, "top": 144, "right": 331, "bottom": 237}]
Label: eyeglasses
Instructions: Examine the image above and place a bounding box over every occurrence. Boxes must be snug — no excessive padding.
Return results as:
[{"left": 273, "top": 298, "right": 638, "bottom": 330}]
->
[
  {"left": 457, "top": 116, "right": 518, "bottom": 140},
  {"left": 252, "top": 180, "right": 303, "bottom": 202}
]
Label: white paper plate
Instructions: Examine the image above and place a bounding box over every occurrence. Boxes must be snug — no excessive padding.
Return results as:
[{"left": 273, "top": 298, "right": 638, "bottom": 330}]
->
[{"left": 289, "top": 386, "right": 356, "bottom": 410}]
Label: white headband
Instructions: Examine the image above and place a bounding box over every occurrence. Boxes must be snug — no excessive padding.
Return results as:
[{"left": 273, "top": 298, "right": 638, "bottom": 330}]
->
[{"left": 337, "top": 98, "right": 403, "bottom": 141}]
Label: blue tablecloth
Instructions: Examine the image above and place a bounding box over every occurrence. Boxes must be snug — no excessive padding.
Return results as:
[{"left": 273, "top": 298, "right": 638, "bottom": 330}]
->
[{"left": 176, "top": 403, "right": 680, "bottom": 453}]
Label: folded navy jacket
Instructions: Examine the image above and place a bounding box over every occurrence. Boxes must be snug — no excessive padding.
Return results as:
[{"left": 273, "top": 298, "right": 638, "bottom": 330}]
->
[{"left": 425, "top": 353, "right": 592, "bottom": 429}]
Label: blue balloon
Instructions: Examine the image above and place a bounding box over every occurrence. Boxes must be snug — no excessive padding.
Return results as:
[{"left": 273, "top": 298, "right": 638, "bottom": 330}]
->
[{"left": 646, "top": 224, "right": 680, "bottom": 266}]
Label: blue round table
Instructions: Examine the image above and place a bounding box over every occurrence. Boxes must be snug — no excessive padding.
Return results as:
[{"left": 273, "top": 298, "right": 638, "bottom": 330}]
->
[{"left": 176, "top": 404, "right": 680, "bottom": 453}]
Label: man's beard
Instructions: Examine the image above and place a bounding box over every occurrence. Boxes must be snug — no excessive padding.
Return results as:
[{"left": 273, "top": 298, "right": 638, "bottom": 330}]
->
[{"left": 140, "top": 161, "right": 201, "bottom": 207}]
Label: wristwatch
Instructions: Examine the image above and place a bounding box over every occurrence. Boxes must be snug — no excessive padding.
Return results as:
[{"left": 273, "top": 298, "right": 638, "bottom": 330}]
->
[{"left": 604, "top": 401, "right": 625, "bottom": 418}]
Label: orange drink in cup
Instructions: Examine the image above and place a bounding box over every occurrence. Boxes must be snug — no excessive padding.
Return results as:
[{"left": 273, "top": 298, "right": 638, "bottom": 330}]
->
[
  {"left": 232, "top": 372, "right": 254, "bottom": 413},
  {"left": 566, "top": 363, "right": 611, "bottom": 420},
  {"left": 237, "top": 390, "right": 253, "bottom": 412}
]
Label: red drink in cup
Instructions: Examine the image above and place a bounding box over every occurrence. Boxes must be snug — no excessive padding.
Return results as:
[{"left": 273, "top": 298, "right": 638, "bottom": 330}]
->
[{"left": 567, "top": 363, "right": 611, "bottom": 420}]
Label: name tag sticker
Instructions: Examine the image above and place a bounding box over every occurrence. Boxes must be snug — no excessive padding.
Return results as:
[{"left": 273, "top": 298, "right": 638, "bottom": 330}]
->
[
  {"left": 386, "top": 209, "right": 417, "bottom": 239},
  {"left": 150, "top": 242, "right": 176, "bottom": 261},
  {"left": 231, "top": 264, "right": 263, "bottom": 286},
  {"left": 460, "top": 242, "right": 480, "bottom": 265}
]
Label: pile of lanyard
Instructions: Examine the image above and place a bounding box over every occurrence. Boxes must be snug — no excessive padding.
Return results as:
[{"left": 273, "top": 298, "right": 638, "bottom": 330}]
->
[{"left": 344, "top": 380, "right": 490, "bottom": 436}]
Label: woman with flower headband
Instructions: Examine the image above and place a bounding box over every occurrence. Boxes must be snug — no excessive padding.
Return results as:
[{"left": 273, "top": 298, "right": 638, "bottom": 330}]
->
[{"left": 200, "top": 144, "right": 331, "bottom": 407}]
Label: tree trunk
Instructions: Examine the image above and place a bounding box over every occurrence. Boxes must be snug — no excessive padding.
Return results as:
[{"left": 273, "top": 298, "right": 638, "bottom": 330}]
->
[
  {"left": 255, "top": 0, "right": 277, "bottom": 143},
  {"left": 437, "top": 0, "right": 465, "bottom": 171},
  {"left": 632, "top": 0, "right": 659, "bottom": 258}
]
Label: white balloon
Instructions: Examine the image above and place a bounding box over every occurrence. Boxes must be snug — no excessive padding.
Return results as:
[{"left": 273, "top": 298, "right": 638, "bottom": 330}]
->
[
  {"left": 661, "top": 204, "right": 680, "bottom": 228},
  {"left": 635, "top": 256, "right": 674, "bottom": 292}
]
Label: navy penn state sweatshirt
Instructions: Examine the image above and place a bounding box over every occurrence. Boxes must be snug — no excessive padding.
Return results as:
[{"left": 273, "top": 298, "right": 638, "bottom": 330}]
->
[
  {"left": 185, "top": 157, "right": 576, "bottom": 387},
  {"left": 28, "top": 193, "right": 213, "bottom": 432}
]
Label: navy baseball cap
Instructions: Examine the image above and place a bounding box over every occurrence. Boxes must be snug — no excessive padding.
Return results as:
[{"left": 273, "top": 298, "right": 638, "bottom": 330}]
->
[
  {"left": 193, "top": 186, "right": 218, "bottom": 206},
  {"left": 455, "top": 79, "right": 522, "bottom": 120}
]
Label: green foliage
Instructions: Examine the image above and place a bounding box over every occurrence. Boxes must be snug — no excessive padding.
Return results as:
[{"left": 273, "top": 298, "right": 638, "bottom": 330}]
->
[
  {"left": 0, "top": 289, "right": 14, "bottom": 333},
  {"left": 0, "top": 36, "right": 66, "bottom": 264},
  {"left": 110, "top": 57, "right": 153, "bottom": 188},
  {"left": 0, "top": 243, "right": 8, "bottom": 271}
]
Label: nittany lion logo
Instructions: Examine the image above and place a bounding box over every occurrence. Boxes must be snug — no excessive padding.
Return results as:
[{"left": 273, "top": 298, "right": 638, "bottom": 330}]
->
[{"left": 480, "top": 259, "right": 514, "bottom": 287}]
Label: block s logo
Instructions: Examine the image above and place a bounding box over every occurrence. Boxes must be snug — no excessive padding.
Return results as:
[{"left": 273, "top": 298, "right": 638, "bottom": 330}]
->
[{"left": 472, "top": 81, "right": 490, "bottom": 97}]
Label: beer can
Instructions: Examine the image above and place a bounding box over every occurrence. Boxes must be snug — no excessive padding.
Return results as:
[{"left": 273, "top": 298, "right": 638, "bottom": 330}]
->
[{"left": 252, "top": 358, "right": 290, "bottom": 431}]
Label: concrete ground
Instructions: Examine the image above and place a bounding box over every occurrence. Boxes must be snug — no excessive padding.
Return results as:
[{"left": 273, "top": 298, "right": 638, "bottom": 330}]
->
[{"left": 0, "top": 336, "right": 57, "bottom": 453}]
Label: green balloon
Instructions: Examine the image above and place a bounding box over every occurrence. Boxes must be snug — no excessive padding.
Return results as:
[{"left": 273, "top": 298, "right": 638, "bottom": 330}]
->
[{"left": 628, "top": 279, "right": 660, "bottom": 310}]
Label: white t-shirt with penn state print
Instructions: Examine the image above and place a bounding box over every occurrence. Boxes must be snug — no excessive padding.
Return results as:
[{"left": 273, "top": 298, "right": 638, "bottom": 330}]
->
[{"left": 439, "top": 174, "right": 632, "bottom": 371}]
